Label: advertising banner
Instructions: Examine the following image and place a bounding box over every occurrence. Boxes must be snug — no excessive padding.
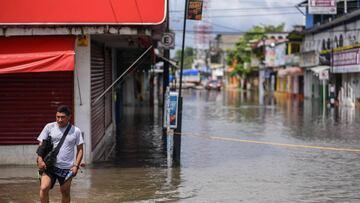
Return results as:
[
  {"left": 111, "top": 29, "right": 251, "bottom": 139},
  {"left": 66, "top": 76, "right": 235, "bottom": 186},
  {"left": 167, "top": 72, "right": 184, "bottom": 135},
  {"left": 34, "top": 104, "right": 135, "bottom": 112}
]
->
[
  {"left": 163, "top": 87, "right": 170, "bottom": 128},
  {"left": 274, "top": 43, "right": 286, "bottom": 67},
  {"left": 308, "top": 0, "right": 337, "bottom": 14},
  {"left": 332, "top": 48, "right": 360, "bottom": 73},
  {"left": 187, "top": 0, "right": 203, "bottom": 20},
  {"left": 168, "top": 92, "right": 179, "bottom": 129}
]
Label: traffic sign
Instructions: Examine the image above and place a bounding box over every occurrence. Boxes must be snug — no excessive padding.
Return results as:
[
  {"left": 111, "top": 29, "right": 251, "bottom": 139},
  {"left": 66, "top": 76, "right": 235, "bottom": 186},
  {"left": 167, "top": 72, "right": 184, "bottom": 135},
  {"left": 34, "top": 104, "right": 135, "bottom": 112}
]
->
[
  {"left": 319, "top": 70, "right": 329, "bottom": 80},
  {"left": 160, "top": 32, "right": 175, "bottom": 49}
]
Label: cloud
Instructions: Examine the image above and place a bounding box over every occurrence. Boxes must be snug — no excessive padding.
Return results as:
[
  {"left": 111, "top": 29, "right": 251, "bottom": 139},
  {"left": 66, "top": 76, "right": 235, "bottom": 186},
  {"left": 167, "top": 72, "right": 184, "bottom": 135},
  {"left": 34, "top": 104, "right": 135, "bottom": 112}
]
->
[
  {"left": 169, "top": 0, "right": 305, "bottom": 50},
  {"left": 206, "top": 0, "right": 304, "bottom": 31}
]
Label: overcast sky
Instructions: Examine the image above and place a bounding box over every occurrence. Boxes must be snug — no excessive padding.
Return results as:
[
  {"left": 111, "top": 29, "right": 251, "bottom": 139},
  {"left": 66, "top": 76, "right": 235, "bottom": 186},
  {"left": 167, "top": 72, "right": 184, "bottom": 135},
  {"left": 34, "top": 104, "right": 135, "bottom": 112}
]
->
[{"left": 169, "top": 0, "right": 305, "bottom": 51}]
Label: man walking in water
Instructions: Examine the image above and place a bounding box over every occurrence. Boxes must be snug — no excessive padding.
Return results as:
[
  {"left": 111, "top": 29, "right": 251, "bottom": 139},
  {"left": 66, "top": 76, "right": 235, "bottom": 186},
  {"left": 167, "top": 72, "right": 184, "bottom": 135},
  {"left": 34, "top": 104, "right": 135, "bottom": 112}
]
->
[{"left": 36, "top": 105, "right": 84, "bottom": 203}]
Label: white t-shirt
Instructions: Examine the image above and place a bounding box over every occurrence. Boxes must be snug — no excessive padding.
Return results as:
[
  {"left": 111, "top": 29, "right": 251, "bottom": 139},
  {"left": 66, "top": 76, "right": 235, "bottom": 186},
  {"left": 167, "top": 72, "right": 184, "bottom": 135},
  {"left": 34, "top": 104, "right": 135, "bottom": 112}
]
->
[{"left": 37, "top": 122, "right": 84, "bottom": 169}]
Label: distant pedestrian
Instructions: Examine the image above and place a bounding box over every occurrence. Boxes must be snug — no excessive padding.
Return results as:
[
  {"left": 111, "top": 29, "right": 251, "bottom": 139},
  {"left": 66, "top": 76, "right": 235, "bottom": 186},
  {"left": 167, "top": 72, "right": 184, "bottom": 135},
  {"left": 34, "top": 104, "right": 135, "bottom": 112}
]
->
[{"left": 36, "top": 105, "right": 84, "bottom": 203}]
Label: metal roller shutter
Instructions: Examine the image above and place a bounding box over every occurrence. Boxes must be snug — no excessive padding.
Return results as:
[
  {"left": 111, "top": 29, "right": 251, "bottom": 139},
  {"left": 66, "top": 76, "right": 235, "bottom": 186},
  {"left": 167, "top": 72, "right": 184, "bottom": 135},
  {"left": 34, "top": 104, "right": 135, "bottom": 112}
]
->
[
  {"left": 0, "top": 71, "right": 74, "bottom": 145},
  {"left": 91, "top": 43, "right": 105, "bottom": 150}
]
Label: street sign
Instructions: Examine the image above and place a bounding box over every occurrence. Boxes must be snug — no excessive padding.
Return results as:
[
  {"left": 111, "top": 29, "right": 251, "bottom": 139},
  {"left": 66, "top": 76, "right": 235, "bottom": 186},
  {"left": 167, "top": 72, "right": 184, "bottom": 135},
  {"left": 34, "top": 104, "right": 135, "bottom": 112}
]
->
[
  {"left": 319, "top": 70, "right": 329, "bottom": 80},
  {"left": 160, "top": 32, "right": 175, "bottom": 49}
]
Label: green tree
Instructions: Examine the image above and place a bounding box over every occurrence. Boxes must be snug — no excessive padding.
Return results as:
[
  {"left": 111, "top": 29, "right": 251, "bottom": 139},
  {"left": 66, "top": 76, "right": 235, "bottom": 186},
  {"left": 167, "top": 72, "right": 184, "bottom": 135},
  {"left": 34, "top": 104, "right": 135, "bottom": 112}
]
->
[
  {"left": 175, "top": 47, "right": 194, "bottom": 69},
  {"left": 226, "top": 23, "right": 285, "bottom": 80}
]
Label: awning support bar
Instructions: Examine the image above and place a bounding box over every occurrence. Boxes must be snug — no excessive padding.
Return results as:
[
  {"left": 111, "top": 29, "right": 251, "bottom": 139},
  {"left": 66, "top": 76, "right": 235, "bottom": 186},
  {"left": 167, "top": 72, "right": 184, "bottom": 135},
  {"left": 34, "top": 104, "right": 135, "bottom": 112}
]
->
[
  {"left": 93, "top": 45, "right": 153, "bottom": 104},
  {"left": 75, "top": 68, "right": 83, "bottom": 106},
  {"left": 156, "top": 54, "right": 179, "bottom": 69}
]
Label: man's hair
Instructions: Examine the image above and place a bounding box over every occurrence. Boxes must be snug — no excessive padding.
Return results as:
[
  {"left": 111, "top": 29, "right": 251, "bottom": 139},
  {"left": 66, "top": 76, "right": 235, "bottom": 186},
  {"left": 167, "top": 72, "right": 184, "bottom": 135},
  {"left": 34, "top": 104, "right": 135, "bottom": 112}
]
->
[{"left": 57, "top": 105, "right": 71, "bottom": 116}]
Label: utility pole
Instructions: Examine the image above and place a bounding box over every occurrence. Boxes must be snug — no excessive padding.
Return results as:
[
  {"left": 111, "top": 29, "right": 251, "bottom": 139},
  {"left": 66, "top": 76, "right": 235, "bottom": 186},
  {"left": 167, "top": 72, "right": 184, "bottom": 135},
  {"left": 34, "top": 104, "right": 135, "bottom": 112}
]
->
[
  {"left": 259, "top": 36, "right": 266, "bottom": 105},
  {"left": 173, "top": 0, "right": 189, "bottom": 164}
]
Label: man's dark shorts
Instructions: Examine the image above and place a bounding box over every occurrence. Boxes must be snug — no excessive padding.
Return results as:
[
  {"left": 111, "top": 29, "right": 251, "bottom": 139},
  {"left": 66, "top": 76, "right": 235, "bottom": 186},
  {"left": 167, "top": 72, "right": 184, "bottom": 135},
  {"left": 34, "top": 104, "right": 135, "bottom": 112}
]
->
[{"left": 41, "top": 166, "right": 71, "bottom": 189}]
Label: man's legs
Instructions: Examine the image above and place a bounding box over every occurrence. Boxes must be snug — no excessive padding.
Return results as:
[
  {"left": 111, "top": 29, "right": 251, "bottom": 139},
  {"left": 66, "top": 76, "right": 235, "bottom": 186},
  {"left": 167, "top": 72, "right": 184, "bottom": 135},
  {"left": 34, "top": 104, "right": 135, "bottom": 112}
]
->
[
  {"left": 40, "top": 174, "right": 52, "bottom": 203},
  {"left": 60, "top": 178, "right": 72, "bottom": 203}
]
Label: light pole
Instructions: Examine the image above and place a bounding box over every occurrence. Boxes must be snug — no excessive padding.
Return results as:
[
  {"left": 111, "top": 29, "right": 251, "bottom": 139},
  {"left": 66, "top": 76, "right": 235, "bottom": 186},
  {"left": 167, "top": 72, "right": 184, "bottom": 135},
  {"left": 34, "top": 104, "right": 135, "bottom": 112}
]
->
[
  {"left": 259, "top": 36, "right": 267, "bottom": 105},
  {"left": 173, "top": 0, "right": 189, "bottom": 164}
]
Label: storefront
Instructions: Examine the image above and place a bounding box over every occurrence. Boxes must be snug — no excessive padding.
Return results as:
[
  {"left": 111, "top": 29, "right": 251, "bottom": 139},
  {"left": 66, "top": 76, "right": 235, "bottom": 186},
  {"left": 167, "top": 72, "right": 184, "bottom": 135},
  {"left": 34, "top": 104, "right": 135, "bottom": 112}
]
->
[
  {"left": 332, "top": 48, "right": 360, "bottom": 107},
  {"left": 0, "top": 36, "right": 75, "bottom": 144},
  {"left": 276, "top": 67, "right": 303, "bottom": 97},
  {"left": 0, "top": 0, "right": 166, "bottom": 164},
  {"left": 299, "top": 50, "right": 321, "bottom": 99}
]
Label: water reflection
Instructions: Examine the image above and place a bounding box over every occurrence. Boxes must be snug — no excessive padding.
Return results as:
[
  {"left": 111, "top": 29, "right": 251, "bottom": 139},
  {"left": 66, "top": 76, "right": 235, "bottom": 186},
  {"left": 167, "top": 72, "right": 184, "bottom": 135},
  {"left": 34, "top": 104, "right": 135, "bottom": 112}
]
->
[{"left": 179, "top": 89, "right": 360, "bottom": 202}]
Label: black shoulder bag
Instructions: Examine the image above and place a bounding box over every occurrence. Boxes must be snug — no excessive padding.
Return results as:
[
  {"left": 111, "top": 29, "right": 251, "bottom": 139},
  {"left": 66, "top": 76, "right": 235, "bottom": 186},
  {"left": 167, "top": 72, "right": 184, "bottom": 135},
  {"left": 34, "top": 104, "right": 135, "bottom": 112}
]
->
[{"left": 37, "top": 124, "right": 72, "bottom": 168}]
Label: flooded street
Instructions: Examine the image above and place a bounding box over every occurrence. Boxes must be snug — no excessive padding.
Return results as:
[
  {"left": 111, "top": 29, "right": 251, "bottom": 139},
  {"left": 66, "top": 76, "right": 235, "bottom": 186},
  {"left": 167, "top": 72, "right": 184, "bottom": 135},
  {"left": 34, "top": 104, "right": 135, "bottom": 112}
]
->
[{"left": 2, "top": 89, "right": 360, "bottom": 202}]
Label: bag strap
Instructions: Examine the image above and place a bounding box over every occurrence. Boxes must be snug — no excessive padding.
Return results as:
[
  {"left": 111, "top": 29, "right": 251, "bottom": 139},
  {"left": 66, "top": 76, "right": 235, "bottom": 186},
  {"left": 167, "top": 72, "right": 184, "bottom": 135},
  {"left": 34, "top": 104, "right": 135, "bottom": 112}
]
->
[{"left": 51, "top": 124, "right": 72, "bottom": 157}]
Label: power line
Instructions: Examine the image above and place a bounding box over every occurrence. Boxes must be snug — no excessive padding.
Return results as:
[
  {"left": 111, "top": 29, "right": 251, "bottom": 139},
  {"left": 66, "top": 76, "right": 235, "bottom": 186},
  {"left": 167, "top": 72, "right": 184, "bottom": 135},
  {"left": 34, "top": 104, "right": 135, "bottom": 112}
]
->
[
  {"left": 210, "top": 12, "right": 301, "bottom": 18},
  {"left": 201, "top": 19, "right": 244, "bottom": 32},
  {"left": 222, "top": 0, "right": 297, "bottom": 4},
  {"left": 170, "top": 11, "right": 301, "bottom": 18},
  {"left": 172, "top": 29, "right": 290, "bottom": 34},
  {"left": 170, "top": 6, "right": 299, "bottom": 13}
]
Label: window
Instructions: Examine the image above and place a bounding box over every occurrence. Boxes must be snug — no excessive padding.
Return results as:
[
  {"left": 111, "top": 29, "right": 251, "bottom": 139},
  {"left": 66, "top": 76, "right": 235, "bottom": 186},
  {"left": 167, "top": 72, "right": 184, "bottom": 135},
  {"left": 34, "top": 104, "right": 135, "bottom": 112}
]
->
[
  {"left": 334, "top": 36, "right": 338, "bottom": 47},
  {"left": 339, "top": 35, "right": 343, "bottom": 47}
]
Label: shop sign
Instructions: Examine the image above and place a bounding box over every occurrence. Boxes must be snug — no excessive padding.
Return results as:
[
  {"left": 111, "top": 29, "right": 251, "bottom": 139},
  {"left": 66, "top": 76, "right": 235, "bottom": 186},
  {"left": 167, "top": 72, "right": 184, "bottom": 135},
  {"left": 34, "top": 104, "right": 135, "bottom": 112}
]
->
[
  {"left": 187, "top": 0, "right": 203, "bottom": 20},
  {"left": 0, "top": 0, "right": 166, "bottom": 25},
  {"left": 332, "top": 48, "right": 360, "bottom": 73},
  {"left": 308, "top": 0, "right": 337, "bottom": 14},
  {"left": 332, "top": 48, "right": 360, "bottom": 66}
]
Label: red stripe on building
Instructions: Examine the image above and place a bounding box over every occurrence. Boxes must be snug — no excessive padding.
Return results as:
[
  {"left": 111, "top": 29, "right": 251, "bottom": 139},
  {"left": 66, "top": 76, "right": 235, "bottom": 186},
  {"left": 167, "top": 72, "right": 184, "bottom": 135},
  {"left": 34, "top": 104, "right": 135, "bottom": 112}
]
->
[{"left": 0, "top": 0, "right": 166, "bottom": 25}]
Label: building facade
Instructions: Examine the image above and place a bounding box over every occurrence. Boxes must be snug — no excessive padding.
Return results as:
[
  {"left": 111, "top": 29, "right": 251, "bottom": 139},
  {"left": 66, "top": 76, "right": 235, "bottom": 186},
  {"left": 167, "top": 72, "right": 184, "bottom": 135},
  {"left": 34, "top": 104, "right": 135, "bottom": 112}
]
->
[
  {"left": 300, "top": 0, "right": 360, "bottom": 107},
  {"left": 0, "top": 0, "right": 166, "bottom": 164}
]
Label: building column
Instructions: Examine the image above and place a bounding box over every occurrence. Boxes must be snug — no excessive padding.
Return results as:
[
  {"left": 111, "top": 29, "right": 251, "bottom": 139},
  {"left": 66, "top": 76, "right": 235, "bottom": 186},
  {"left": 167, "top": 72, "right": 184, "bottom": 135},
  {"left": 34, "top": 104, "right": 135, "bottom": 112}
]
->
[{"left": 74, "top": 36, "right": 92, "bottom": 164}]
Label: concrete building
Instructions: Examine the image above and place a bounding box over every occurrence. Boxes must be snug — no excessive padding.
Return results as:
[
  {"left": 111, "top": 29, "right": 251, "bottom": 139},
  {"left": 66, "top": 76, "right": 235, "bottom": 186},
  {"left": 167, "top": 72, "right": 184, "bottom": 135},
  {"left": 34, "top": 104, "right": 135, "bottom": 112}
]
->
[
  {"left": 212, "top": 34, "right": 242, "bottom": 88},
  {"left": 0, "top": 0, "right": 166, "bottom": 164},
  {"left": 300, "top": 0, "right": 360, "bottom": 107},
  {"left": 276, "top": 26, "right": 304, "bottom": 99}
]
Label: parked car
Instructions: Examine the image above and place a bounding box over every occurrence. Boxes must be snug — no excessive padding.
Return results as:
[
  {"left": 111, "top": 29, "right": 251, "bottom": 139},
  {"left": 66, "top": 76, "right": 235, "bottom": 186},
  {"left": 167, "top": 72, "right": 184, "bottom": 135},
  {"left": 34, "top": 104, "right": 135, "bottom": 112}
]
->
[{"left": 205, "top": 80, "right": 222, "bottom": 91}]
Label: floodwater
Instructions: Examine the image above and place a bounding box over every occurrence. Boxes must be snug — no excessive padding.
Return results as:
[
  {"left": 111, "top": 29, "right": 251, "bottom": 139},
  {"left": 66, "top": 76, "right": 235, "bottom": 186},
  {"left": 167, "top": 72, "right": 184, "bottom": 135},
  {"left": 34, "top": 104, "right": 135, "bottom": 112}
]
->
[{"left": 1, "top": 89, "right": 360, "bottom": 202}]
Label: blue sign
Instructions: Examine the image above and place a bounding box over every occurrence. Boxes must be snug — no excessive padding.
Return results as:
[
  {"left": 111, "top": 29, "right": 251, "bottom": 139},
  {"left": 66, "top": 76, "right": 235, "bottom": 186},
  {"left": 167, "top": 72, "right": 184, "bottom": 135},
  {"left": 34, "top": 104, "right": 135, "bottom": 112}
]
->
[{"left": 168, "top": 92, "right": 179, "bottom": 129}]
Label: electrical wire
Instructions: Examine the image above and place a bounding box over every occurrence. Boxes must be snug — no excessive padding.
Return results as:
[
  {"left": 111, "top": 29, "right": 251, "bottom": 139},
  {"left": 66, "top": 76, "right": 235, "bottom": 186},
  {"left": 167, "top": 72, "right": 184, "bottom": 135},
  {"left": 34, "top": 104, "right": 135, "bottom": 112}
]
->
[
  {"left": 170, "top": 11, "right": 301, "bottom": 18},
  {"left": 170, "top": 6, "right": 299, "bottom": 13}
]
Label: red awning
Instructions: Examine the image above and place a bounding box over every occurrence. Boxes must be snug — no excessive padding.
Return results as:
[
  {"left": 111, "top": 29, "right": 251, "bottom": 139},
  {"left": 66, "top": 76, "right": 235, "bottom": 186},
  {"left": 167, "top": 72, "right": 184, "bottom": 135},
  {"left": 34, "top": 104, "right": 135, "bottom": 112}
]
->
[
  {"left": 0, "top": 0, "right": 166, "bottom": 25},
  {"left": 0, "top": 36, "right": 75, "bottom": 74}
]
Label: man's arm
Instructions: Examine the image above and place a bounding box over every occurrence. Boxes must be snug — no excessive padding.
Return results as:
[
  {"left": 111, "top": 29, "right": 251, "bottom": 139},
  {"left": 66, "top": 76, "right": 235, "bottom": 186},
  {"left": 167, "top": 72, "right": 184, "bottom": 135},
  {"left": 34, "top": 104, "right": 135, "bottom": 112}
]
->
[
  {"left": 37, "top": 142, "right": 46, "bottom": 170},
  {"left": 36, "top": 123, "right": 50, "bottom": 170},
  {"left": 72, "top": 144, "right": 84, "bottom": 175}
]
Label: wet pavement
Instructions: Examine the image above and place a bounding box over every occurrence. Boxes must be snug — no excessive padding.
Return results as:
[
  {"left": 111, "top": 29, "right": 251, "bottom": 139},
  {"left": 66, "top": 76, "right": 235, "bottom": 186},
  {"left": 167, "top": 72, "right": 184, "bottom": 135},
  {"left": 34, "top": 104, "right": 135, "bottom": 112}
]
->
[{"left": 1, "top": 89, "right": 360, "bottom": 202}]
